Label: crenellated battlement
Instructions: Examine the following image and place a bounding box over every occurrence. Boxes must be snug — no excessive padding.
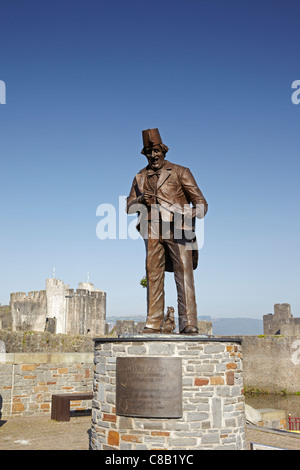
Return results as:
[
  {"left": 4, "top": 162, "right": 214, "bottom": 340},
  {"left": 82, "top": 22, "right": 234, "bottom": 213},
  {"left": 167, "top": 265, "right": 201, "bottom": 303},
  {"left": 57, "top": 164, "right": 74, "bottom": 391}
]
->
[
  {"left": 10, "top": 290, "right": 46, "bottom": 303},
  {"left": 65, "top": 288, "right": 106, "bottom": 298},
  {"left": 46, "top": 278, "right": 69, "bottom": 291}
]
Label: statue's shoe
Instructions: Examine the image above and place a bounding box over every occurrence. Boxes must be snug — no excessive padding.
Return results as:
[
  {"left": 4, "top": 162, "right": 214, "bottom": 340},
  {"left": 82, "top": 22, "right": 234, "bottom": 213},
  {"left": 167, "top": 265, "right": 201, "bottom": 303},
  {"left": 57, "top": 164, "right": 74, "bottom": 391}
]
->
[
  {"left": 181, "top": 326, "right": 198, "bottom": 334},
  {"left": 140, "top": 327, "right": 160, "bottom": 334}
]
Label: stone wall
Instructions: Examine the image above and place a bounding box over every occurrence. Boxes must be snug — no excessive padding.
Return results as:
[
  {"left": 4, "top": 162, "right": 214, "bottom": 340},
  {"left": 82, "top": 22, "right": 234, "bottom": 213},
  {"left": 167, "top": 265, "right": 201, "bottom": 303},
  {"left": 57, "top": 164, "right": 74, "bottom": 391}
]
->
[
  {"left": 10, "top": 291, "right": 47, "bottom": 332},
  {"left": 115, "top": 320, "right": 145, "bottom": 335},
  {"left": 65, "top": 288, "right": 106, "bottom": 336},
  {"left": 0, "top": 331, "right": 94, "bottom": 353},
  {"left": 46, "top": 278, "right": 69, "bottom": 334},
  {"left": 91, "top": 337, "right": 245, "bottom": 450},
  {"left": 245, "top": 405, "right": 286, "bottom": 430},
  {"left": 0, "top": 353, "right": 93, "bottom": 418},
  {"left": 0, "top": 331, "right": 299, "bottom": 422},
  {"left": 0, "top": 305, "right": 12, "bottom": 330},
  {"left": 111, "top": 319, "right": 212, "bottom": 336},
  {"left": 241, "top": 335, "right": 300, "bottom": 394}
]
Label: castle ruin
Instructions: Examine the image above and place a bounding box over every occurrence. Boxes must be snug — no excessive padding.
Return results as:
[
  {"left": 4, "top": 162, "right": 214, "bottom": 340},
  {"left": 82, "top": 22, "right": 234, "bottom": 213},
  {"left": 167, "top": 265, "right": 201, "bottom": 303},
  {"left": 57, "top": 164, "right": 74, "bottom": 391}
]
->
[
  {"left": 10, "top": 278, "right": 106, "bottom": 336},
  {"left": 263, "top": 303, "right": 300, "bottom": 335}
]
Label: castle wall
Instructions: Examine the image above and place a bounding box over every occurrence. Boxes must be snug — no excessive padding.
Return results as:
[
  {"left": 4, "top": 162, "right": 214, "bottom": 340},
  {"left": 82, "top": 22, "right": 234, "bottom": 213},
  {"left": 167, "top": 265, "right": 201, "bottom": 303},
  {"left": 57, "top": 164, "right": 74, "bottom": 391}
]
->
[
  {"left": 10, "top": 291, "right": 47, "bottom": 332},
  {"left": 241, "top": 335, "right": 300, "bottom": 394},
  {"left": 65, "top": 288, "right": 106, "bottom": 336},
  {"left": 263, "top": 313, "right": 274, "bottom": 335},
  {"left": 0, "top": 332, "right": 299, "bottom": 418},
  {"left": 9, "top": 279, "right": 106, "bottom": 336},
  {"left": 280, "top": 317, "right": 300, "bottom": 336},
  {"left": 0, "top": 330, "right": 94, "bottom": 353},
  {"left": 263, "top": 303, "right": 300, "bottom": 336},
  {"left": 0, "top": 305, "right": 12, "bottom": 330}
]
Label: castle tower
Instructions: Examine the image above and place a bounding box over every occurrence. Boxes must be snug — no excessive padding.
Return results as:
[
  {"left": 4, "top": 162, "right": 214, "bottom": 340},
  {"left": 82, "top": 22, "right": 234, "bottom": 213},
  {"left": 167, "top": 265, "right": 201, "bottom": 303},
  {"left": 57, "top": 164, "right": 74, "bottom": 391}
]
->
[
  {"left": 10, "top": 291, "right": 47, "bottom": 332},
  {"left": 46, "top": 278, "right": 69, "bottom": 334},
  {"left": 263, "top": 303, "right": 293, "bottom": 335},
  {"left": 65, "top": 283, "right": 106, "bottom": 336}
]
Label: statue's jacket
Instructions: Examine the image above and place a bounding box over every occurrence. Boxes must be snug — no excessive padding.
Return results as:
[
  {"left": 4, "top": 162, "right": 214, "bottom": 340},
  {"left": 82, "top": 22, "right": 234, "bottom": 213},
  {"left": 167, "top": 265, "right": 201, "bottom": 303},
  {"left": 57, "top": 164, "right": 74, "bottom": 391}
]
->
[{"left": 126, "top": 160, "right": 208, "bottom": 272}]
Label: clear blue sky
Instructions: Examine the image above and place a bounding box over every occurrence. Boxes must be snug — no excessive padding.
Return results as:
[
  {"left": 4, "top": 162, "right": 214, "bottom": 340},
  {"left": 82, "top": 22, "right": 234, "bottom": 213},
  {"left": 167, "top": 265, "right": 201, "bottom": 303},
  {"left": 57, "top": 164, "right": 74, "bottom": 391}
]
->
[{"left": 0, "top": 0, "right": 299, "bottom": 320}]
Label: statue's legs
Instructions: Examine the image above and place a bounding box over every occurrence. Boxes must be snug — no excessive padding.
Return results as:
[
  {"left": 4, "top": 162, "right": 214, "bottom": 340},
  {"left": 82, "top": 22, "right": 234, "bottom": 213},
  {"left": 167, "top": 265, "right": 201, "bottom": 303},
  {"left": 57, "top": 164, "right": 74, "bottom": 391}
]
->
[
  {"left": 144, "top": 235, "right": 166, "bottom": 331},
  {"left": 165, "top": 238, "right": 197, "bottom": 332},
  {"left": 144, "top": 223, "right": 198, "bottom": 333}
]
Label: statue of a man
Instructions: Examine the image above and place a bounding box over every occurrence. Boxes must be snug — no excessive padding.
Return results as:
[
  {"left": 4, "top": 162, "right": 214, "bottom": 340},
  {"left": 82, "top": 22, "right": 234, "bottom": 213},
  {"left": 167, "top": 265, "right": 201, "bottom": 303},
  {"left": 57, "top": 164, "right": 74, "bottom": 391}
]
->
[{"left": 126, "top": 129, "right": 208, "bottom": 334}]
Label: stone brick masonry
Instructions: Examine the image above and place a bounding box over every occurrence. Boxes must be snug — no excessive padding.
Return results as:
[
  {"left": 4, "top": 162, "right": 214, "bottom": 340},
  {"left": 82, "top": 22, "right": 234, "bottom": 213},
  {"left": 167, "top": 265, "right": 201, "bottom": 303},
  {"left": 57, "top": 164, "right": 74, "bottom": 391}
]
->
[
  {"left": 0, "top": 353, "right": 93, "bottom": 418},
  {"left": 90, "top": 337, "right": 246, "bottom": 450}
]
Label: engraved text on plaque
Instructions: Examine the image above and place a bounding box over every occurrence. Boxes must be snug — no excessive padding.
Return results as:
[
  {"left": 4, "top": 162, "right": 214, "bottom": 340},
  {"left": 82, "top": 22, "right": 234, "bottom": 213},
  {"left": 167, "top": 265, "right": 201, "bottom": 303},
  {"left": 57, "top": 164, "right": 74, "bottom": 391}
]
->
[{"left": 116, "top": 357, "right": 182, "bottom": 418}]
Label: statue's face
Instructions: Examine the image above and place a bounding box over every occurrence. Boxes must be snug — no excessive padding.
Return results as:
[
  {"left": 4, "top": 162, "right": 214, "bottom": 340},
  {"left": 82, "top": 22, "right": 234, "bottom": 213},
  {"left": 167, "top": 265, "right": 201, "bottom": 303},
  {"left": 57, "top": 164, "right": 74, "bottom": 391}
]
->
[{"left": 145, "top": 145, "right": 165, "bottom": 171}]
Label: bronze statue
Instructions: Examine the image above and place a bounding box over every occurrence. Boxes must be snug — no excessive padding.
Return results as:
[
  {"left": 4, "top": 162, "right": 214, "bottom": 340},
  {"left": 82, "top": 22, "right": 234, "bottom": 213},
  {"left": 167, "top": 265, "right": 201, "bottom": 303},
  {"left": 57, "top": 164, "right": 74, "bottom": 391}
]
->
[{"left": 127, "top": 129, "right": 208, "bottom": 334}]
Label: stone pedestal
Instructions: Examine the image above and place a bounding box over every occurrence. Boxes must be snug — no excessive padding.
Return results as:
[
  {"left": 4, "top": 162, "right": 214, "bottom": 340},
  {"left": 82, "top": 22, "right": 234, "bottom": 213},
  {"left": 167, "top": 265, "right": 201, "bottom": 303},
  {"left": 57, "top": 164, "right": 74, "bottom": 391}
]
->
[{"left": 90, "top": 335, "right": 246, "bottom": 450}]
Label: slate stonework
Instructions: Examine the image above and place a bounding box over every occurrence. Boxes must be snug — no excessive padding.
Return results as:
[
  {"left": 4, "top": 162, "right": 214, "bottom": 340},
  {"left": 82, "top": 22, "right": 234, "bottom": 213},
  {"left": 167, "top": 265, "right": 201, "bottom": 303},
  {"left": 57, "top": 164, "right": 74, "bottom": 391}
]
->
[{"left": 90, "top": 337, "right": 246, "bottom": 450}]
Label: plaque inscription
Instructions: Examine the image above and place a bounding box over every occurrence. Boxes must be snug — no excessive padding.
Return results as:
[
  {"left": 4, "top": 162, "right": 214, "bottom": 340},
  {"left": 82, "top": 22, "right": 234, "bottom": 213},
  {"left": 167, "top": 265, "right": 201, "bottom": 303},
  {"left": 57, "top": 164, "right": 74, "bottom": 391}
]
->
[{"left": 116, "top": 357, "right": 182, "bottom": 418}]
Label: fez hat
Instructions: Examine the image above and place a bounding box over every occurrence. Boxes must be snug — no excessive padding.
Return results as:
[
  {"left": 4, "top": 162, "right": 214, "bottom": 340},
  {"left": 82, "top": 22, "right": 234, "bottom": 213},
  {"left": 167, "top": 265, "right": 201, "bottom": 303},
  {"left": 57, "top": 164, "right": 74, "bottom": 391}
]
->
[
  {"left": 142, "top": 128, "right": 162, "bottom": 148},
  {"left": 141, "top": 128, "right": 168, "bottom": 155}
]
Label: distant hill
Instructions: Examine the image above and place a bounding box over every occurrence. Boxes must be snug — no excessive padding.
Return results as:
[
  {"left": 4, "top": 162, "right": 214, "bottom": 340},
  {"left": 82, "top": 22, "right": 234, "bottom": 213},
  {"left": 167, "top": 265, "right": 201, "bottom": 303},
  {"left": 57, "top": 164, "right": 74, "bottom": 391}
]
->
[
  {"left": 106, "top": 316, "right": 263, "bottom": 336},
  {"left": 107, "top": 315, "right": 147, "bottom": 324}
]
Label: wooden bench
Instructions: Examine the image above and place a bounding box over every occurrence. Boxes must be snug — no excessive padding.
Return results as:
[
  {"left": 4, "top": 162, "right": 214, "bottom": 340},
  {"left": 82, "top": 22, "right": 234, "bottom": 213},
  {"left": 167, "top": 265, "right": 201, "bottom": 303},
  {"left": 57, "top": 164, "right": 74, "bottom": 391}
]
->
[{"left": 51, "top": 392, "right": 93, "bottom": 421}]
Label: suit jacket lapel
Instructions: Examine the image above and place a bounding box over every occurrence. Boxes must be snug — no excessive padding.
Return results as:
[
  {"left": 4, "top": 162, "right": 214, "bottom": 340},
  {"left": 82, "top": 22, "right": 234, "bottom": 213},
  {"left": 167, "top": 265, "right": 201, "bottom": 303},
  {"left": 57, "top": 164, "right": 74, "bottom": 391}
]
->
[
  {"left": 135, "top": 170, "right": 146, "bottom": 195},
  {"left": 157, "top": 167, "right": 171, "bottom": 190}
]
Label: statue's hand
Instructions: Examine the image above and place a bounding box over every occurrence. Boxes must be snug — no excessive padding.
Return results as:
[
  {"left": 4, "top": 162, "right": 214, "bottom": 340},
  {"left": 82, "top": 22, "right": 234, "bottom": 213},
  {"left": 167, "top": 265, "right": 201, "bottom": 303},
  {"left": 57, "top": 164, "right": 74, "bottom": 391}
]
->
[{"left": 141, "top": 191, "right": 155, "bottom": 207}]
